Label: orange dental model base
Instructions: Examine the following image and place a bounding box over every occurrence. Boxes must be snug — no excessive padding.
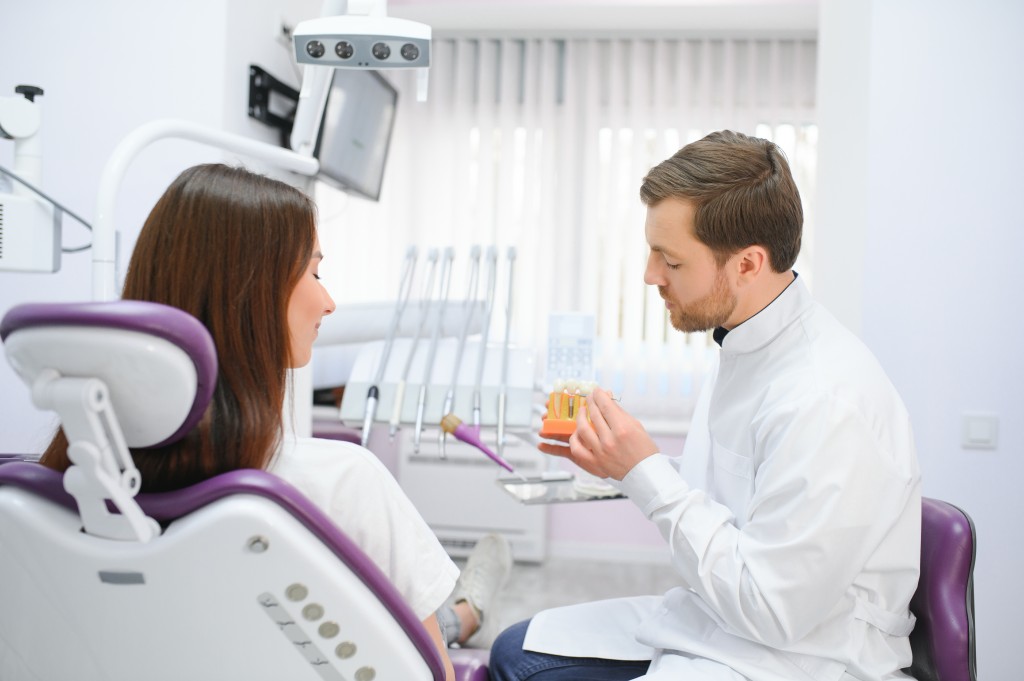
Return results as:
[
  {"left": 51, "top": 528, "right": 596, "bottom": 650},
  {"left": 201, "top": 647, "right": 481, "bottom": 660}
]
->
[{"left": 539, "top": 380, "right": 597, "bottom": 439}]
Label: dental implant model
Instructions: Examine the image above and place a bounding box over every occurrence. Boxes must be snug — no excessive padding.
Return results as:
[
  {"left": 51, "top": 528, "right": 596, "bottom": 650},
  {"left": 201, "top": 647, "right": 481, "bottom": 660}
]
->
[{"left": 539, "top": 379, "right": 598, "bottom": 438}]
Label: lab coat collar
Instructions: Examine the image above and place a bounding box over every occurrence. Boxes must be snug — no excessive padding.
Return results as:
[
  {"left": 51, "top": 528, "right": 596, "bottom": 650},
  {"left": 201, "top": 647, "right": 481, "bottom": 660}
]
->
[{"left": 715, "top": 273, "right": 811, "bottom": 355}]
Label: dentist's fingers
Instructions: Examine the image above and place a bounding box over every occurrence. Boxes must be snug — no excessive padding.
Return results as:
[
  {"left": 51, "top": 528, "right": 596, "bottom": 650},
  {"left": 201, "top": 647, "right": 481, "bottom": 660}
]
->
[
  {"left": 583, "top": 388, "right": 611, "bottom": 435},
  {"left": 538, "top": 440, "right": 572, "bottom": 457}
]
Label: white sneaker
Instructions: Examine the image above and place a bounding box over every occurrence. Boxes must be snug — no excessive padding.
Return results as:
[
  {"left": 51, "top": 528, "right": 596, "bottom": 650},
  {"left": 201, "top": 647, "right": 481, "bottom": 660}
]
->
[{"left": 453, "top": 533, "right": 513, "bottom": 648}]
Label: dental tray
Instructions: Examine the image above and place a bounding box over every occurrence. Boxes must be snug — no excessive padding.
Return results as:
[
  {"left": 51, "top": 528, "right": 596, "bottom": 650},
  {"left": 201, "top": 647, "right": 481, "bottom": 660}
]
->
[{"left": 497, "top": 474, "right": 624, "bottom": 505}]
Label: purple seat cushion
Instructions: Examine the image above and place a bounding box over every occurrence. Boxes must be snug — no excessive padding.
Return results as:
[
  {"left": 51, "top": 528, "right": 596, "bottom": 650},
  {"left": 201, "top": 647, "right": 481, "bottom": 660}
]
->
[{"left": 907, "top": 498, "right": 977, "bottom": 681}]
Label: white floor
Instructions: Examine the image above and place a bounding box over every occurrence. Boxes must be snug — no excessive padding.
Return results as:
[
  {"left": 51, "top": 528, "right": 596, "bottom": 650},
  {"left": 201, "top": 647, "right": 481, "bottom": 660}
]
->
[{"left": 454, "top": 554, "right": 681, "bottom": 649}]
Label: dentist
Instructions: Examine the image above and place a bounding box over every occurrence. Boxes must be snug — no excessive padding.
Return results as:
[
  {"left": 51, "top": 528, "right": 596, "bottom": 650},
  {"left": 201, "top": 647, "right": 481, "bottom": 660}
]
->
[{"left": 490, "top": 131, "right": 921, "bottom": 681}]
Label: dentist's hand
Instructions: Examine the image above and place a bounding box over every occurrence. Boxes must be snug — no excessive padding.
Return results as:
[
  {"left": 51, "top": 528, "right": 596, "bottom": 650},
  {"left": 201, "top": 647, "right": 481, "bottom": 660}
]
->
[{"left": 538, "top": 388, "right": 658, "bottom": 480}]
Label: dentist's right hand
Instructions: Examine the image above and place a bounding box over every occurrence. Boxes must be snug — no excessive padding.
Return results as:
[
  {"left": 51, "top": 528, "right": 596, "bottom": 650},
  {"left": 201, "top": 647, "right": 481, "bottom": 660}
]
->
[{"left": 539, "top": 387, "right": 659, "bottom": 481}]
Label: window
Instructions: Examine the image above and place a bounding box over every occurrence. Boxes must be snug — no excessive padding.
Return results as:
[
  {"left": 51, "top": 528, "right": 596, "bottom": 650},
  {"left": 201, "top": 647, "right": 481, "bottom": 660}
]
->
[{"left": 317, "top": 36, "right": 817, "bottom": 420}]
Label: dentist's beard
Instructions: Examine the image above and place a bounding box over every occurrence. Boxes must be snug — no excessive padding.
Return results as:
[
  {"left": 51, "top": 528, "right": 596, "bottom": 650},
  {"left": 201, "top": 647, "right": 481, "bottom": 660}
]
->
[{"left": 661, "top": 269, "right": 736, "bottom": 333}]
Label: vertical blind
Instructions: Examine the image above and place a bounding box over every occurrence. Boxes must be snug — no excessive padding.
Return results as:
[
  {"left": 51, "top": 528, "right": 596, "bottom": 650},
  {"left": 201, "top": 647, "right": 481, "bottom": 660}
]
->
[{"left": 317, "top": 35, "right": 817, "bottom": 418}]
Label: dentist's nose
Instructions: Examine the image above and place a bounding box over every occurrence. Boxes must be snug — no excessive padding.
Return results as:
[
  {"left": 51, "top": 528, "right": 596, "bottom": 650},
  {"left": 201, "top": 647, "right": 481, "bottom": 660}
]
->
[{"left": 643, "top": 254, "right": 662, "bottom": 286}]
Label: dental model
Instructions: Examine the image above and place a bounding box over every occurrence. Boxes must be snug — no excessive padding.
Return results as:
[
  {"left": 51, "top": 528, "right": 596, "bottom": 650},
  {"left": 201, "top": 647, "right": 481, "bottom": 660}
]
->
[{"left": 539, "top": 379, "right": 598, "bottom": 438}]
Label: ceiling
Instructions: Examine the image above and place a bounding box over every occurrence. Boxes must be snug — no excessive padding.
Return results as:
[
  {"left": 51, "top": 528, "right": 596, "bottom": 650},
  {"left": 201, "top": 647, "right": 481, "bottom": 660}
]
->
[{"left": 387, "top": 0, "right": 819, "bottom": 33}]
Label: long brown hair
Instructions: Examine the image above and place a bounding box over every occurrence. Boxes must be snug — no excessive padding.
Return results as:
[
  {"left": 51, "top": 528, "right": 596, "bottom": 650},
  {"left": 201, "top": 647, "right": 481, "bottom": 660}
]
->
[
  {"left": 640, "top": 130, "right": 803, "bottom": 272},
  {"left": 40, "top": 164, "right": 317, "bottom": 491}
]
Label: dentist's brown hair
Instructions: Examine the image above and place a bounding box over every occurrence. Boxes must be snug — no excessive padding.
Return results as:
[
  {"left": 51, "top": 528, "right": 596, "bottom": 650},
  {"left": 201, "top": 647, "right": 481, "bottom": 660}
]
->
[{"left": 640, "top": 130, "right": 803, "bottom": 272}]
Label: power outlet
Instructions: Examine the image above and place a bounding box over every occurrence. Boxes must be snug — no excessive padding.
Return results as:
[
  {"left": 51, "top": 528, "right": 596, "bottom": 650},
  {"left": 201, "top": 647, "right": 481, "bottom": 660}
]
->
[{"left": 961, "top": 413, "right": 998, "bottom": 450}]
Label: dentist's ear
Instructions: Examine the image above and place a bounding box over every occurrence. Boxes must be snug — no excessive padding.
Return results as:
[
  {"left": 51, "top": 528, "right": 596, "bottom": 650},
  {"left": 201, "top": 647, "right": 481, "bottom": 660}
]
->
[{"left": 734, "top": 246, "right": 769, "bottom": 286}]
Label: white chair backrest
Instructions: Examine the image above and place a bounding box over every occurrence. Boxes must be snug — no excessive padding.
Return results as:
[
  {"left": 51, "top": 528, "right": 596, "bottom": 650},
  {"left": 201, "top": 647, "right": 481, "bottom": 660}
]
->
[{"left": 0, "top": 301, "right": 445, "bottom": 681}]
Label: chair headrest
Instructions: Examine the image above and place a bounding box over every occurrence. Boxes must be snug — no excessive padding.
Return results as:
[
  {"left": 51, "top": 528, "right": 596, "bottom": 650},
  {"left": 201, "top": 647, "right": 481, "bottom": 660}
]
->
[{"left": 1, "top": 301, "right": 217, "bottom": 448}]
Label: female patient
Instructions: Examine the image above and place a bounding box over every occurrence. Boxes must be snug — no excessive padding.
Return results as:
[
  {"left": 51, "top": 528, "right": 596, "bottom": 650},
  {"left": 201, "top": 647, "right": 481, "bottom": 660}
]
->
[{"left": 40, "top": 164, "right": 504, "bottom": 677}]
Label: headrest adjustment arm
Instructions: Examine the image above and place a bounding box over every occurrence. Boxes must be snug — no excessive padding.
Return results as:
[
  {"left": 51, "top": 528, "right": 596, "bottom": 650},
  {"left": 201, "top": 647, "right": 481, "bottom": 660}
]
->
[{"left": 32, "top": 369, "right": 160, "bottom": 542}]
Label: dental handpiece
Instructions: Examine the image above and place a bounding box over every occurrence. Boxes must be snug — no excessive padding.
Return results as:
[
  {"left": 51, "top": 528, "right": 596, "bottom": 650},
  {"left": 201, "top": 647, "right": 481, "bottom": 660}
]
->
[
  {"left": 438, "top": 390, "right": 454, "bottom": 457},
  {"left": 360, "top": 386, "right": 379, "bottom": 449},
  {"left": 497, "top": 246, "right": 517, "bottom": 458},
  {"left": 472, "top": 246, "right": 499, "bottom": 428},
  {"left": 390, "top": 249, "right": 440, "bottom": 440},
  {"left": 414, "top": 247, "right": 455, "bottom": 454},
  {"left": 440, "top": 245, "right": 482, "bottom": 457},
  {"left": 361, "top": 246, "right": 417, "bottom": 448},
  {"left": 441, "top": 413, "right": 516, "bottom": 474}
]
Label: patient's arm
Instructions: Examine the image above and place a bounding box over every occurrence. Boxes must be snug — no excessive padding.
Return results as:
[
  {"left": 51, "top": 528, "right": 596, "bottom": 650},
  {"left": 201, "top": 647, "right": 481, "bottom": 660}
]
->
[{"left": 421, "top": 613, "right": 456, "bottom": 681}]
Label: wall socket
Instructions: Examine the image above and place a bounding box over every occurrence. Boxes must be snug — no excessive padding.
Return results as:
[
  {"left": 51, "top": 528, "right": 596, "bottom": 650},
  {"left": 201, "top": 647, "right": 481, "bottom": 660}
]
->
[{"left": 961, "top": 413, "right": 998, "bottom": 450}]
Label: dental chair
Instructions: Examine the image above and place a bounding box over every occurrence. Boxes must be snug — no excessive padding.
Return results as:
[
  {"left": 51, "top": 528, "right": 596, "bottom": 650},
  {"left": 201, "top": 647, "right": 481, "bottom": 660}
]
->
[
  {"left": 906, "top": 498, "right": 977, "bottom": 681},
  {"left": 0, "top": 301, "right": 489, "bottom": 681}
]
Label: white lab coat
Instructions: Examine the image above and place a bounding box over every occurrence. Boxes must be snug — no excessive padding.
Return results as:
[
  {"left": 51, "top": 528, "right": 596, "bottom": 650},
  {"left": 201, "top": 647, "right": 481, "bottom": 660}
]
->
[{"left": 524, "top": 278, "right": 921, "bottom": 681}]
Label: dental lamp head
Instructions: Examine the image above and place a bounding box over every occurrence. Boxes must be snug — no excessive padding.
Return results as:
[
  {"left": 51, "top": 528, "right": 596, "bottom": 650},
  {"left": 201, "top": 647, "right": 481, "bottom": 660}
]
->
[
  {"left": 292, "top": 14, "right": 430, "bottom": 70},
  {"left": 288, "top": 8, "right": 433, "bottom": 156}
]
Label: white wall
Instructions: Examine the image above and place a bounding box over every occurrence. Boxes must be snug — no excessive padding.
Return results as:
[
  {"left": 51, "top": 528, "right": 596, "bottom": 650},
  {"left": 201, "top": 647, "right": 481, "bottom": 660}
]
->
[
  {"left": 816, "top": 1, "right": 1023, "bottom": 677},
  {"left": 0, "top": 0, "right": 319, "bottom": 452}
]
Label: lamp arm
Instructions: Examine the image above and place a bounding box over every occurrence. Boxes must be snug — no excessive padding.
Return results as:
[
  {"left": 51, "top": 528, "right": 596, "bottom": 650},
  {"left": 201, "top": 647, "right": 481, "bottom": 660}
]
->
[{"left": 91, "top": 119, "right": 320, "bottom": 301}]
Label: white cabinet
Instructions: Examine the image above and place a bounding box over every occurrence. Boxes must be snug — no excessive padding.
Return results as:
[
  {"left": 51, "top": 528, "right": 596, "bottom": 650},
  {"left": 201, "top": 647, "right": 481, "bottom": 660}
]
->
[{"left": 397, "top": 428, "right": 547, "bottom": 563}]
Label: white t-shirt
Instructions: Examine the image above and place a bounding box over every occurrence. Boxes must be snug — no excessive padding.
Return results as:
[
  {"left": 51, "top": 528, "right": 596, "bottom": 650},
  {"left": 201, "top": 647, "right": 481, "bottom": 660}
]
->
[{"left": 269, "top": 435, "right": 459, "bottom": 621}]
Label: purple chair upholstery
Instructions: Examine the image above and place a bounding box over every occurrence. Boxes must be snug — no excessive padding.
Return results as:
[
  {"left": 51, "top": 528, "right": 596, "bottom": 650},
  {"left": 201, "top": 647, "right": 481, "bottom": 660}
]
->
[
  {"left": 1, "top": 300, "right": 217, "bottom": 448},
  {"left": 1, "top": 300, "right": 490, "bottom": 681},
  {"left": 451, "top": 647, "right": 491, "bottom": 681},
  {"left": 312, "top": 420, "right": 363, "bottom": 444},
  {"left": 906, "top": 498, "right": 977, "bottom": 681}
]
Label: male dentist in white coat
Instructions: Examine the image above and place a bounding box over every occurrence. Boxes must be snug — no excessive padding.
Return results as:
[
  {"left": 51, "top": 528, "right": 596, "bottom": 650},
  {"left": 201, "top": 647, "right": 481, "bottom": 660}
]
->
[{"left": 489, "top": 130, "right": 922, "bottom": 681}]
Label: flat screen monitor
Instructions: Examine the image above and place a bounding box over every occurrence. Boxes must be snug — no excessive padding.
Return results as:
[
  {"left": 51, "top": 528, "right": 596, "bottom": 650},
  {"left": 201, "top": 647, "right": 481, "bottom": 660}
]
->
[{"left": 314, "top": 69, "right": 398, "bottom": 202}]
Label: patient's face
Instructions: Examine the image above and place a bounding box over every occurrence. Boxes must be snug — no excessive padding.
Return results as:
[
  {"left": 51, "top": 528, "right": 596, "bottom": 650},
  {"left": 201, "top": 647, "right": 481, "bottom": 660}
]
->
[{"left": 287, "top": 238, "right": 335, "bottom": 368}]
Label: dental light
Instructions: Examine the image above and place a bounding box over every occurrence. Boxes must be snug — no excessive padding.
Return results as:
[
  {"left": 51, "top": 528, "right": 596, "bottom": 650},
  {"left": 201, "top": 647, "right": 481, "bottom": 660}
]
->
[
  {"left": 289, "top": 0, "right": 431, "bottom": 157},
  {"left": 292, "top": 12, "right": 430, "bottom": 71},
  {"left": 88, "top": 0, "right": 433, "bottom": 301}
]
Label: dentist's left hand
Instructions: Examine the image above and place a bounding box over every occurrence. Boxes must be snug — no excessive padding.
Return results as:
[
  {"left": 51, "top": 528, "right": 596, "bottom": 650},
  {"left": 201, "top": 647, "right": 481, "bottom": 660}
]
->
[{"left": 538, "top": 387, "right": 658, "bottom": 481}]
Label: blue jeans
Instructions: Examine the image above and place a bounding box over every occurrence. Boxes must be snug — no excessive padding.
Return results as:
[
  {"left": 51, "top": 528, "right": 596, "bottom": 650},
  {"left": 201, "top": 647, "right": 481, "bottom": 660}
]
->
[{"left": 489, "top": 619, "right": 652, "bottom": 681}]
